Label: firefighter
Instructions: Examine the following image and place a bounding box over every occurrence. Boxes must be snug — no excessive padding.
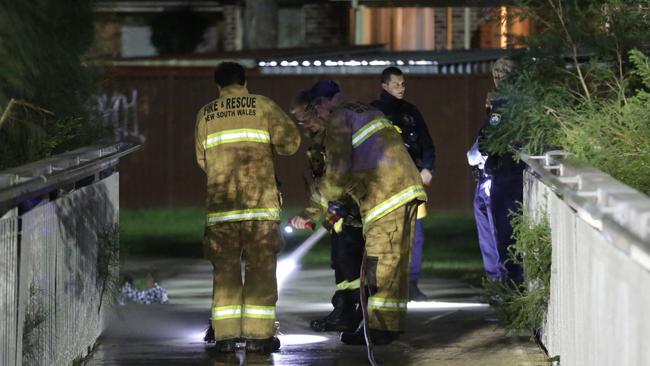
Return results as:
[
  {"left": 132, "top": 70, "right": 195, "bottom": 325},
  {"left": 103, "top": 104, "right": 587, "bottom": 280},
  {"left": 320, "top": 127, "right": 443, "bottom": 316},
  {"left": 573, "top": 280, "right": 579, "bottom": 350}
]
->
[
  {"left": 371, "top": 66, "right": 436, "bottom": 301},
  {"left": 195, "top": 62, "right": 300, "bottom": 353},
  {"left": 297, "top": 80, "right": 427, "bottom": 345},
  {"left": 288, "top": 90, "right": 364, "bottom": 333}
]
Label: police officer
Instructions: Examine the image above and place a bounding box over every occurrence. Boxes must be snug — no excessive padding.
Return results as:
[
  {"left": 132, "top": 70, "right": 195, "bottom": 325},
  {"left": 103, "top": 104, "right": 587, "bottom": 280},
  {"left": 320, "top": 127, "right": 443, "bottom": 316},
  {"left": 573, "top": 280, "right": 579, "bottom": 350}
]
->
[
  {"left": 302, "top": 80, "right": 426, "bottom": 345},
  {"left": 289, "top": 90, "right": 364, "bottom": 333},
  {"left": 371, "top": 67, "right": 436, "bottom": 301},
  {"left": 470, "top": 57, "right": 524, "bottom": 284},
  {"left": 195, "top": 62, "right": 300, "bottom": 353}
]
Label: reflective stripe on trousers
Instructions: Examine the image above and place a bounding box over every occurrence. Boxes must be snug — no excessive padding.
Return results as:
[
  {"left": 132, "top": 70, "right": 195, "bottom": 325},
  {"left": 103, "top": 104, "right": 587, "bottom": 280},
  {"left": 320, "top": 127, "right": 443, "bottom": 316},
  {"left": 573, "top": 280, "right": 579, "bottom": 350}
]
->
[
  {"left": 367, "top": 297, "right": 408, "bottom": 312},
  {"left": 336, "top": 278, "right": 361, "bottom": 291},
  {"left": 212, "top": 305, "right": 242, "bottom": 320},
  {"left": 212, "top": 304, "right": 276, "bottom": 320},
  {"left": 207, "top": 208, "right": 280, "bottom": 225},
  {"left": 242, "top": 305, "right": 276, "bottom": 319}
]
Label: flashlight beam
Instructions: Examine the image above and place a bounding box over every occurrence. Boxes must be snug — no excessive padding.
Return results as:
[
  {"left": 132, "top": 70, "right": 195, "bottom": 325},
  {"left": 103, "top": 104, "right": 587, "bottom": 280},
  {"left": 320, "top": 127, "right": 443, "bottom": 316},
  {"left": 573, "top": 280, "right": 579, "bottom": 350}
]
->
[{"left": 277, "top": 227, "right": 328, "bottom": 289}]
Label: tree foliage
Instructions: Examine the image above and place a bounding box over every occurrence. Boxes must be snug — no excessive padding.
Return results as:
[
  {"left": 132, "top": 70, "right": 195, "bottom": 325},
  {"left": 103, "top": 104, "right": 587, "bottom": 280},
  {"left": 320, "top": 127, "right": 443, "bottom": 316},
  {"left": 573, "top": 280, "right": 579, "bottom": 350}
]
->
[
  {"left": 0, "top": 1, "right": 94, "bottom": 117},
  {"left": 0, "top": 1, "right": 105, "bottom": 170},
  {"left": 484, "top": 206, "right": 552, "bottom": 335},
  {"left": 484, "top": 0, "right": 650, "bottom": 194}
]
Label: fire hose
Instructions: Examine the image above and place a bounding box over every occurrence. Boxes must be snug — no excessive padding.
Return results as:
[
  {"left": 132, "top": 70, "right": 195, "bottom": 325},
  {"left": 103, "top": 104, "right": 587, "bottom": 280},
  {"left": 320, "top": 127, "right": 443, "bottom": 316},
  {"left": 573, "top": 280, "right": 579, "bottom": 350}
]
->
[{"left": 286, "top": 210, "right": 379, "bottom": 366}]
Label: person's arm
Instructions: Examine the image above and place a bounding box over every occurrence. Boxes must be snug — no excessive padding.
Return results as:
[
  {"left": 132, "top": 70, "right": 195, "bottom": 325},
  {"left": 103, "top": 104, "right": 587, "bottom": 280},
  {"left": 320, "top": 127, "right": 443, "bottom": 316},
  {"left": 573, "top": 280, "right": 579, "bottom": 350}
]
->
[
  {"left": 412, "top": 107, "right": 436, "bottom": 173},
  {"left": 265, "top": 97, "right": 301, "bottom": 156},
  {"left": 320, "top": 109, "right": 352, "bottom": 202},
  {"left": 289, "top": 181, "right": 328, "bottom": 229},
  {"left": 195, "top": 111, "right": 206, "bottom": 172}
]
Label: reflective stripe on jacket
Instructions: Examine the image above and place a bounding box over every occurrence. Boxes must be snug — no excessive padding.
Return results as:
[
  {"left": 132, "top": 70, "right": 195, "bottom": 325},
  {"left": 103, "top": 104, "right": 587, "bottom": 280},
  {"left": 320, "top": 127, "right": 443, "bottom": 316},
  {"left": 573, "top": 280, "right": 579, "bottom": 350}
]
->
[
  {"left": 319, "top": 102, "right": 427, "bottom": 232},
  {"left": 195, "top": 84, "right": 300, "bottom": 224}
]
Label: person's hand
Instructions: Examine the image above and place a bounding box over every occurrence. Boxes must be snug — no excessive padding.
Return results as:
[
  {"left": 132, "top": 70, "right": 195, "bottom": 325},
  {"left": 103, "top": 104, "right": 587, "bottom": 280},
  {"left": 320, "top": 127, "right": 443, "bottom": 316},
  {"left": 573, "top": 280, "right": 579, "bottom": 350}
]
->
[
  {"left": 420, "top": 169, "right": 433, "bottom": 186},
  {"left": 289, "top": 215, "right": 312, "bottom": 230},
  {"left": 482, "top": 179, "right": 492, "bottom": 197}
]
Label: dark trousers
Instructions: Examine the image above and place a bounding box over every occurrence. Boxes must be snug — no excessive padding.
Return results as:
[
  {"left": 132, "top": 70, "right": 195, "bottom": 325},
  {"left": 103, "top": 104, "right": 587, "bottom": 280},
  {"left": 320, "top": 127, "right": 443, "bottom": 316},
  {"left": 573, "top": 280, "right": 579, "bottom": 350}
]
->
[
  {"left": 331, "top": 225, "right": 364, "bottom": 286},
  {"left": 490, "top": 173, "right": 524, "bottom": 284},
  {"left": 473, "top": 175, "right": 504, "bottom": 280},
  {"left": 409, "top": 219, "right": 425, "bottom": 281}
]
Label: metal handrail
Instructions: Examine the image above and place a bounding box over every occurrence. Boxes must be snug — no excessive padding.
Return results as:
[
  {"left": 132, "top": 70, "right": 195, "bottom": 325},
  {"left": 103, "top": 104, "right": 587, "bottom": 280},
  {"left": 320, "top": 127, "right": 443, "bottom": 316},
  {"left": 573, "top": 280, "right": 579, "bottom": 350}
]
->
[
  {"left": 0, "top": 142, "right": 140, "bottom": 214},
  {"left": 521, "top": 151, "right": 650, "bottom": 270}
]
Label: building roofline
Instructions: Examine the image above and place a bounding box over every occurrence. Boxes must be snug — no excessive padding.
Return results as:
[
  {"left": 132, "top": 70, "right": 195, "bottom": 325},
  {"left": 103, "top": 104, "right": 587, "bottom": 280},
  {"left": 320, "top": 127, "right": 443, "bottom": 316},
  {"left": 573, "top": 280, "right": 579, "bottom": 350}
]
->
[{"left": 93, "top": 1, "right": 224, "bottom": 13}]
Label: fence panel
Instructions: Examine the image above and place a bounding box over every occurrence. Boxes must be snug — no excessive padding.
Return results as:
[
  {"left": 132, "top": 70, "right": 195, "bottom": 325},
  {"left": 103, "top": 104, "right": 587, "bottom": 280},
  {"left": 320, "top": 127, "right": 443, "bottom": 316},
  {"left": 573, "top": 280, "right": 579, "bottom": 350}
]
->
[
  {"left": 17, "top": 174, "right": 119, "bottom": 365},
  {"left": 524, "top": 154, "right": 650, "bottom": 366},
  {"left": 0, "top": 208, "right": 19, "bottom": 366}
]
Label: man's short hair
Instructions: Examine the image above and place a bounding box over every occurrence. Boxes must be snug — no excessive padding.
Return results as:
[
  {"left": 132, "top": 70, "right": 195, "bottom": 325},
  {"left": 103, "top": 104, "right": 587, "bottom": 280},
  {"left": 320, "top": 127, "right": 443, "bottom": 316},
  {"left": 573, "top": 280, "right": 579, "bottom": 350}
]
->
[
  {"left": 381, "top": 66, "right": 403, "bottom": 84},
  {"left": 214, "top": 62, "right": 246, "bottom": 87}
]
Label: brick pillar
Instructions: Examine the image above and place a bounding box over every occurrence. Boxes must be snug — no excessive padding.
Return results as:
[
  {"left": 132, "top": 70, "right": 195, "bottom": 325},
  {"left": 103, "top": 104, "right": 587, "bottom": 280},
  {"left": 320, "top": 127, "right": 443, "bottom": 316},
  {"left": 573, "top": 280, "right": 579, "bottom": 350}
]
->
[
  {"left": 223, "top": 5, "right": 243, "bottom": 51},
  {"left": 451, "top": 7, "right": 465, "bottom": 49},
  {"left": 303, "top": 3, "right": 349, "bottom": 47},
  {"left": 244, "top": 0, "right": 277, "bottom": 50},
  {"left": 434, "top": 8, "right": 447, "bottom": 50}
]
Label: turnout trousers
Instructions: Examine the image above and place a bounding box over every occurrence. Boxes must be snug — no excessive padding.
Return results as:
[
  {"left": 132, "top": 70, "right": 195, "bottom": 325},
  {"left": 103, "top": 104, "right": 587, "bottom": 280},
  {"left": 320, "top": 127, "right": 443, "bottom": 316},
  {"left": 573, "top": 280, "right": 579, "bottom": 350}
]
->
[
  {"left": 363, "top": 201, "right": 418, "bottom": 332},
  {"left": 203, "top": 221, "right": 283, "bottom": 341}
]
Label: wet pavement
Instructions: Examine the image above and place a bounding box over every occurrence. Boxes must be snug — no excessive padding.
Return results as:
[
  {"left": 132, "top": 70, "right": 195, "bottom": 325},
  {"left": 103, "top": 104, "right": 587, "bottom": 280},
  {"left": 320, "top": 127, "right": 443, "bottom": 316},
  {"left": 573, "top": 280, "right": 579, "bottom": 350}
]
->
[{"left": 85, "top": 258, "right": 548, "bottom": 366}]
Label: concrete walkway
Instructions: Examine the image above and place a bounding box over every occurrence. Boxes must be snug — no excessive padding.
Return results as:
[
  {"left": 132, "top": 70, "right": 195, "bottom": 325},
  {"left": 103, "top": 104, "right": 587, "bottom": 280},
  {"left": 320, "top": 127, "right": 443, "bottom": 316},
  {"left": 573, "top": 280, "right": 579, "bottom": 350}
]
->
[{"left": 85, "top": 258, "right": 548, "bottom": 366}]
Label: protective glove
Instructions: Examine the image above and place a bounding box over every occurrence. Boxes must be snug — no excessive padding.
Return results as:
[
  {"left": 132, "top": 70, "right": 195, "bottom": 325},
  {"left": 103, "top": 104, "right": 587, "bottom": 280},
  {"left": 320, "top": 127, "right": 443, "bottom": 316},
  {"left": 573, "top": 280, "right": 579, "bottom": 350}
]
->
[
  {"left": 482, "top": 179, "right": 492, "bottom": 197},
  {"left": 327, "top": 201, "right": 348, "bottom": 217}
]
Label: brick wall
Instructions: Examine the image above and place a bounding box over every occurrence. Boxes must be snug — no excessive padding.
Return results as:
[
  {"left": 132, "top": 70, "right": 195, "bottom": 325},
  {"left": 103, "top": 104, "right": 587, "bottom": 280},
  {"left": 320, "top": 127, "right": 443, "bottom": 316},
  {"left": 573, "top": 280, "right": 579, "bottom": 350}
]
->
[
  {"left": 303, "top": 3, "right": 349, "bottom": 47},
  {"left": 433, "top": 8, "right": 447, "bottom": 49},
  {"left": 433, "top": 7, "right": 482, "bottom": 50}
]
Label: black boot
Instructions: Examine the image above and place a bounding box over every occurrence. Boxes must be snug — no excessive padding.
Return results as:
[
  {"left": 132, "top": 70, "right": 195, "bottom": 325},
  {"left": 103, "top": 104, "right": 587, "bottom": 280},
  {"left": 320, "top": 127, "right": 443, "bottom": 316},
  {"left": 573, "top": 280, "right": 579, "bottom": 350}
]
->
[
  {"left": 340, "top": 322, "right": 399, "bottom": 346},
  {"left": 409, "top": 280, "right": 428, "bottom": 301},
  {"left": 310, "top": 290, "right": 362, "bottom": 332},
  {"left": 204, "top": 322, "right": 216, "bottom": 343},
  {"left": 213, "top": 338, "right": 239, "bottom": 352},
  {"left": 245, "top": 336, "right": 281, "bottom": 353}
]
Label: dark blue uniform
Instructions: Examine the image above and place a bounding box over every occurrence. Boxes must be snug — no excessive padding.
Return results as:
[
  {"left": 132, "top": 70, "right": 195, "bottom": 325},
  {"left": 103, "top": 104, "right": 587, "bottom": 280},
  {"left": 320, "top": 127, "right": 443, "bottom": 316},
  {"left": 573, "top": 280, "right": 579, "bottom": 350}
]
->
[{"left": 472, "top": 98, "right": 524, "bottom": 283}]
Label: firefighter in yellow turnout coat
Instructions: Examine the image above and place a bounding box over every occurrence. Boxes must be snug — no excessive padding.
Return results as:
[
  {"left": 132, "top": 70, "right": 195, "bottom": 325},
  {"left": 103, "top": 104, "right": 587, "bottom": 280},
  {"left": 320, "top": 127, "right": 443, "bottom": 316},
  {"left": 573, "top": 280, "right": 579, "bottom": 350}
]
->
[
  {"left": 307, "top": 80, "right": 427, "bottom": 345},
  {"left": 195, "top": 63, "right": 300, "bottom": 353}
]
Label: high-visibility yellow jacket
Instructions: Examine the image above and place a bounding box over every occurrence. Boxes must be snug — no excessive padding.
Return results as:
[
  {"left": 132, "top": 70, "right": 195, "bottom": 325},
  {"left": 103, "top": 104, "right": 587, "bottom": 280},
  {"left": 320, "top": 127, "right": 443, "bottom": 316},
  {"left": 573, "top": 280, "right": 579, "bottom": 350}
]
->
[
  {"left": 319, "top": 101, "right": 426, "bottom": 232},
  {"left": 195, "top": 84, "right": 301, "bottom": 225},
  {"left": 300, "top": 129, "right": 362, "bottom": 228}
]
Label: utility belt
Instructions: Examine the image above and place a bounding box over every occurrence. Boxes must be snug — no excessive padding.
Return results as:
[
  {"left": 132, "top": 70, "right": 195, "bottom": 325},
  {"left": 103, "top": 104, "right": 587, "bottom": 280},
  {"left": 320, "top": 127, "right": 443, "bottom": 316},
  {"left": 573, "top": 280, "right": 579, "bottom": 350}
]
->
[
  {"left": 340, "top": 206, "right": 362, "bottom": 228},
  {"left": 471, "top": 166, "right": 491, "bottom": 181},
  {"left": 484, "top": 155, "right": 525, "bottom": 177}
]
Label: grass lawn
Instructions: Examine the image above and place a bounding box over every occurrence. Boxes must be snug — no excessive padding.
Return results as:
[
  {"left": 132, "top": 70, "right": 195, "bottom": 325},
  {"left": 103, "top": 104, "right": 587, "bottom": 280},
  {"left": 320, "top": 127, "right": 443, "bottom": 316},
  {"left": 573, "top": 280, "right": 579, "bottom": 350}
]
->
[{"left": 120, "top": 207, "right": 485, "bottom": 286}]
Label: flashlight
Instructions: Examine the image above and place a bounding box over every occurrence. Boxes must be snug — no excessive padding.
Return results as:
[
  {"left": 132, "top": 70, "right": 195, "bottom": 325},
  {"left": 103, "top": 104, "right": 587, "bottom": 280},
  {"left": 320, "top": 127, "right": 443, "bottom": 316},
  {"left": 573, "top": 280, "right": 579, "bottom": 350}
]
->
[{"left": 284, "top": 220, "right": 315, "bottom": 234}]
